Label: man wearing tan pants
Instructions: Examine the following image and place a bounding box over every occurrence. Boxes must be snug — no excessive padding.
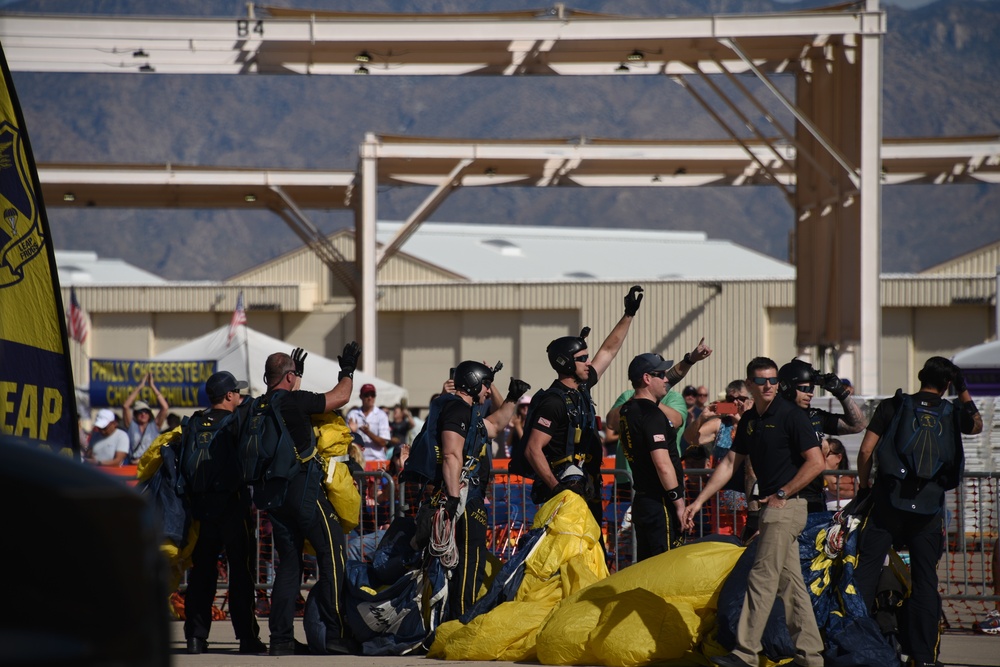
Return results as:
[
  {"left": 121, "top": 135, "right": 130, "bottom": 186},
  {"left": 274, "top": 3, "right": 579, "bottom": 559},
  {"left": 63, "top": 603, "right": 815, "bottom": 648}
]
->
[{"left": 684, "top": 356, "right": 826, "bottom": 667}]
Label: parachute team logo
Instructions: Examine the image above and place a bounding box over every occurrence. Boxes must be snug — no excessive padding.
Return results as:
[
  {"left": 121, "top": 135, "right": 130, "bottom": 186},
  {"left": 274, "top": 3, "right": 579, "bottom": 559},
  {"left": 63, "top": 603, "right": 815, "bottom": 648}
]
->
[{"left": 0, "top": 122, "right": 44, "bottom": 289}]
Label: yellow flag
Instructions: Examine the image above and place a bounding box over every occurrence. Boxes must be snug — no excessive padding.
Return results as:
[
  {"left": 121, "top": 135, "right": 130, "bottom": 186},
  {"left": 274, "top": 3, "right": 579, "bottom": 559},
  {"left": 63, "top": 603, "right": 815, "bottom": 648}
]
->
[{"left": 0, "top": 44, "right": 79, "bottom": 453}]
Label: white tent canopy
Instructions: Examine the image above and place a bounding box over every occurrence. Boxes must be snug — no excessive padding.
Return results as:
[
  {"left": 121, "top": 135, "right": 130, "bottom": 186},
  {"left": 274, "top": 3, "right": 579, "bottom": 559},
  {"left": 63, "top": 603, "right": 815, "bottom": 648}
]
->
[
  {"left": 153, "top": 325, "right": 407, "bottom": 408},
  {"left": 953, "top": 340, "right": 1000, "bottom": 368}
]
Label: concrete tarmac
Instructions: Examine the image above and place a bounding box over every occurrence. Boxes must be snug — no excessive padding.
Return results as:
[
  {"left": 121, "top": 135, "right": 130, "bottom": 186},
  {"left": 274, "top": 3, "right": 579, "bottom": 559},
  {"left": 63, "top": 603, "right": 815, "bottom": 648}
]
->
[{"left": 170, "top": 619, "right": 999, "bottom": 667}]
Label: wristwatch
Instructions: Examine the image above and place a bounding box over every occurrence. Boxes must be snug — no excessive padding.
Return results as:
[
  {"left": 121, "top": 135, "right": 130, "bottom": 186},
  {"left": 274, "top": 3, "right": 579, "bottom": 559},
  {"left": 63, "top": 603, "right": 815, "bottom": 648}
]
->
[{"left": 775, "top": 489, "right": 787, "bottom": 500}]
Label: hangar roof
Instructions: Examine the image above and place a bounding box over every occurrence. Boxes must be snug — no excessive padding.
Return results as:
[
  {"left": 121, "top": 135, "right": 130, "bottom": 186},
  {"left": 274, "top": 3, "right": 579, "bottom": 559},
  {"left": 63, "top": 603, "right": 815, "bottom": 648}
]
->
[
  {"left": 374, "top": 222, "right": 794, "bottom": 282},
  {"left": 56, "top": 250, "right": 167, "bottom": 286}
]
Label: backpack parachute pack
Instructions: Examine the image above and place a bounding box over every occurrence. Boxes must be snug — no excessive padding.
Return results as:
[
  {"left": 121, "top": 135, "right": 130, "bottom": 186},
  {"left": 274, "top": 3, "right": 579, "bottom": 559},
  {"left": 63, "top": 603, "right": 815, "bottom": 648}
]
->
[
  {"left": 875, "top": 390, "right": 963, "bottom": 514},
  {"left": 401, "top": 393, "right": 489, "bottom": 491},
  {"left": 238, "top": 389, "right": 315, "bottom": 510},
  {"left": 176, "top": 410, "right": 239, "bottom": 499},
  {"left": 311, "top": 412, "right": 362, "bottom": 533}
]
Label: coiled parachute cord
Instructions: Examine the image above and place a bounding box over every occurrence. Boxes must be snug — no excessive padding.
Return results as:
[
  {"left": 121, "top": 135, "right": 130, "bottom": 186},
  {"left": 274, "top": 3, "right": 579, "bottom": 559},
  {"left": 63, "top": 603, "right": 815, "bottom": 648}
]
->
[{"left": 428, "top": 507, "right": 459, "bottom": 569}]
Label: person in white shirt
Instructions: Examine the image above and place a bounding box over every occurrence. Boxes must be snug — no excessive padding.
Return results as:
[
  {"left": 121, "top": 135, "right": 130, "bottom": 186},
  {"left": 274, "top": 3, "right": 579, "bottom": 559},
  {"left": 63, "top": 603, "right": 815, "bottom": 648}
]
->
[
  {"left": 347, "top": 383, "right": 391, "bottom": 461},
  {"left": 83, "top": 409, "right": 130, "bottom": 466}
]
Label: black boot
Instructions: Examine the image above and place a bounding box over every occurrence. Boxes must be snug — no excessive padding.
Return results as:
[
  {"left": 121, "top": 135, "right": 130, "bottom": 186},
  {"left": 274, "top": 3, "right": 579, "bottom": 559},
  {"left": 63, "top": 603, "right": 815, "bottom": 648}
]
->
[
  {"left": 238, "top": 638, "right": 267, "bottom": 654},
  {"left": 186, "top": 637, "right": 208, "bottom": 655}
]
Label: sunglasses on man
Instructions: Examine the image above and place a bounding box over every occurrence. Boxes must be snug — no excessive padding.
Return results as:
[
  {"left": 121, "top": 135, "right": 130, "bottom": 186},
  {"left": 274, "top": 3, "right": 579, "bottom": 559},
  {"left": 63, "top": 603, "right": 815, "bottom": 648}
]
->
[{"left": 751, "top": 376, "right": 780, "bottom": 386}]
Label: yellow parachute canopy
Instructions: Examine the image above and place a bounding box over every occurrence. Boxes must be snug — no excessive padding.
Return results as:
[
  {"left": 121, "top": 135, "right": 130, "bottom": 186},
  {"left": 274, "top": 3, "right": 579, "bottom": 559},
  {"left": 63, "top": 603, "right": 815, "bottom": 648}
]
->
[
  {"left": 536, "top": 540, "right": 744, "bottom": 666},
  {"left": 430, "top": 490, "right": 608, "bottom": 662}
]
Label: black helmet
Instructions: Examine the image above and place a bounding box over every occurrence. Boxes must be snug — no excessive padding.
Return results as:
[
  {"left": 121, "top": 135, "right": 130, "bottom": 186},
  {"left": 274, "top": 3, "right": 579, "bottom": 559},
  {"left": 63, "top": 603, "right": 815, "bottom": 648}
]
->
[
  {"left": 547, "top": 327, "right": 591, "bottom": 377},
  {"left": 778, "top": 359, "right": 815, "bottom": 400},
  {"left": 546, "top": 335, "right": 588, "bottom": 377},
  {"left": 453, "top": 361, "right": 495, "bottom": 400}
]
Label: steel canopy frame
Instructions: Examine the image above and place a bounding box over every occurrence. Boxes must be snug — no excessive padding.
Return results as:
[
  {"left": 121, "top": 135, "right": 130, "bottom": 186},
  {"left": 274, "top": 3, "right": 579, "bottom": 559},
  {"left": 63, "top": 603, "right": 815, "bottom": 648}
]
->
[
  {"left": 0, "top": 5, "right": 883, "bottom": 77},
  {"left": 37, "top": 131, "right": 1000, "bottom": 383},
  {"left": 1, "top": 2, "right": 893, "bottom": 387}
]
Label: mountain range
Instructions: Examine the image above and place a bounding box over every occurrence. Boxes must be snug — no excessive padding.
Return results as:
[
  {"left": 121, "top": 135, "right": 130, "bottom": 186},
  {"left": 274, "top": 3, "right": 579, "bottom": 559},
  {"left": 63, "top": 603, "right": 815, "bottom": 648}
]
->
[{"left": 6, "top": 0, "right": 1000, "bottom": 280}]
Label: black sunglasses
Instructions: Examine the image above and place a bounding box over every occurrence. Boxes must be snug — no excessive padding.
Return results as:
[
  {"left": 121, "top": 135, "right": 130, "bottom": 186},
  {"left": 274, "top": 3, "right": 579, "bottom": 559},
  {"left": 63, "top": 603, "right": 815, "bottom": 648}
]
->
[
  {"left": 648, "top": 370, "right": 667, "bottom": 379},
  {"left": 574, "top": 354, "right": 589, "bottom": 363},
  {"left": 795, "top": 384, "right": 815, "bottom": 394},
  {"left": 751, "top": 377, "right": 780, "bottom": 386}
]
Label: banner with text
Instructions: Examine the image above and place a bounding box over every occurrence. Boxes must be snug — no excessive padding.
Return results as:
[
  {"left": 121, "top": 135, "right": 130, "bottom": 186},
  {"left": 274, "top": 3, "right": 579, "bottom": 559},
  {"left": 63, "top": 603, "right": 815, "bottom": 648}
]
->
[
  {"left": 0, "top": 44, "right": 79, "bottom": 452},
  {"left": 89, "top": 360, "right": 217, "bottom": 409}
]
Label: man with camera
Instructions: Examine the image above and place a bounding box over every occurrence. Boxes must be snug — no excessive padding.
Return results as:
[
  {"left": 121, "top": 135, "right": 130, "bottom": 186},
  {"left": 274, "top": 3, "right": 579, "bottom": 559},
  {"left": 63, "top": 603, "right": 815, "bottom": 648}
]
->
[{"left": 776, "top": 359, "right": 866, "bottom": 513}]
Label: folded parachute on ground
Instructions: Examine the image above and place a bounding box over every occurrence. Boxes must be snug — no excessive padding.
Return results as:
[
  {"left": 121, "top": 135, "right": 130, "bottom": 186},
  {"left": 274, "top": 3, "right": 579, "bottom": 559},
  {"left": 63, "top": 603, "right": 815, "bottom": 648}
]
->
[
  {"left": 429, "top": 490, "right": 609, "bottom": 662},
  {"left": 536, "top": 539, "right": 744, "bottom": 667}
]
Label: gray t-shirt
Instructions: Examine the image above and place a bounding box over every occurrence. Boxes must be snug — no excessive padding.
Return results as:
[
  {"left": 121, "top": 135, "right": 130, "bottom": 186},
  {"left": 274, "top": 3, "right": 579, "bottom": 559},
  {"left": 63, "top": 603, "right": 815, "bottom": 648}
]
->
[{"left": 90, "top": 428, "right": 130, "bottom": 464}]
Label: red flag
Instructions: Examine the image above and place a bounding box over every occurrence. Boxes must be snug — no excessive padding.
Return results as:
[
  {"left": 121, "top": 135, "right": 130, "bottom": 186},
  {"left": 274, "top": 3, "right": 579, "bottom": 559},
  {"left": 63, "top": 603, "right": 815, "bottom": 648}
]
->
[
  {"left": 68, "top": 287, "right": 88, "bottom": 344},
  {"left": 227, "top": 291, "right": 246, "bottom": 346}
]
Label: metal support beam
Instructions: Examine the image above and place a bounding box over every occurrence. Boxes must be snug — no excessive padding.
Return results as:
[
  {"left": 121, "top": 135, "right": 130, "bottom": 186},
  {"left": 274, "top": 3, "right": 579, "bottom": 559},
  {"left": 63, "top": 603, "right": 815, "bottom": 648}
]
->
[
  {"left": 376, "top": 158, "right": 472, "bottom": 268},
  {"left": 720, "top": 37, "right": 861, "bottom": 189},
  {"left": 858, "top": 0, "right": 884, "bottom": 395},
  {"left": 268, "top": 185, "right": 358, "bottom": 293},
  {"left": 711, "top": 57, "right": 843, "bottom": 191},
  {"left": 690, "top": 66, "right": 798, "bottom": 189},
  {"left": 357, "top": 134, "right": 379, "bottom": 374},
  {"left": 672, "top": 74, "right": 794, "bottom": 204}
]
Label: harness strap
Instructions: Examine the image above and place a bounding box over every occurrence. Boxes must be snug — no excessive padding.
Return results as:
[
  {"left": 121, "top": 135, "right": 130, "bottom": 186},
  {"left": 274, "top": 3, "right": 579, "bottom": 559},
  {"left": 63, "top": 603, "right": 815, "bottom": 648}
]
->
[{"left": 550, "top": 452, "right": 591, "bottom": 467}]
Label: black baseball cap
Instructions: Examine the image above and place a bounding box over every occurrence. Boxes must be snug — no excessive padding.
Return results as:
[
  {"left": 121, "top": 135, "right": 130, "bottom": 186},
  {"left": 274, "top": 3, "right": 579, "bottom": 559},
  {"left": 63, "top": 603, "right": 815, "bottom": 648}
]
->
[
  {"left": 206, "top": 371, "right": 248, "bottom": 402},
  {"left": 628, "top": 353, "right": 674, "bottom": 383},
  {"left": 682, "top": 384, "right": 698, "bottom": 397}
]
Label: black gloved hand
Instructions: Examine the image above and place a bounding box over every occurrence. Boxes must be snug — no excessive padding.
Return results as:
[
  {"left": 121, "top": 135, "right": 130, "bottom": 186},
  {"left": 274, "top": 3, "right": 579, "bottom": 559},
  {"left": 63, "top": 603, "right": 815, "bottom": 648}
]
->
[
  {"left": 623, "top": 285, "right": 644, "bottom": 317},
  {"left": 411, "top": 504, "right": 434, "bottom": 551},
  {"left": 554, "top": 477, "right": 588, "bottom": 498},
  {"left": 506, "top": 378, "right": 530, "bottom": 404},
  {"left": 291, "top": 347, "right": 308, "bottom": 376},
  {"left": 338, "top": 341, "right": 361, "bottom": 381},
  {"left": 952, "top": 365, "right": 968, "bottom": 395},
  {"left": 443, "top": 495, "right": 460, "bottom": 522},
  {"left": 822, "top": 372, "right": 849, "bottom": 400},
  {"left": 741, "top": 510, "right": 760, "bottom": 544}
]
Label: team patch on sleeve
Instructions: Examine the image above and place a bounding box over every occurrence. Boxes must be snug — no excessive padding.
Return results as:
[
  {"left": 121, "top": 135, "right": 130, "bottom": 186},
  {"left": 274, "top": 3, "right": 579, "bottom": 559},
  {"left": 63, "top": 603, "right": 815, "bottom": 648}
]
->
[
  {"left": 653, "top": 433, "right": 666, "bottom": 442},
  {"left": 536, "top": 417, "right": 552, "bottom": 427}
]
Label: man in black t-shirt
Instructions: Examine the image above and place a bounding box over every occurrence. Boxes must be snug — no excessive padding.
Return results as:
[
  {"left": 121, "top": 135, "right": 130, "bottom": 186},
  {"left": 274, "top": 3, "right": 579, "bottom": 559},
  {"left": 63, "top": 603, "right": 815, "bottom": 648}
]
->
[
  {"left": 855, "top": 357, "right": 982, "bottom": 667},
  {"left": 183, "top": 371, "right": 265, "bottom": 656},
  {"left": 524, "top": 285, "right": 644, "bottom": 526},
  {"left": 685, "top": 357, "right": 825, "bottom": 667},
  {"left": 619, "top": 353, "right": 685, "bottom": 560},
  {"left": 262, "top": 343, "right": 360, "bottom": 657},
  {"left": 777, "top": 358, "right": 867, "bottom": 512},
  {"left": 431, "top": 361, "right": 528, "bottom": 619}
]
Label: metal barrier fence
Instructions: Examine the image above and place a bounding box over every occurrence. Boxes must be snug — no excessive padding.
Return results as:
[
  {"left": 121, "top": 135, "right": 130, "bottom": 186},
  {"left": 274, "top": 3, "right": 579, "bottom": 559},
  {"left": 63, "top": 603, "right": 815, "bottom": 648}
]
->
[{"left": 184, "top": 466, "right": 998, "bottom": 631}]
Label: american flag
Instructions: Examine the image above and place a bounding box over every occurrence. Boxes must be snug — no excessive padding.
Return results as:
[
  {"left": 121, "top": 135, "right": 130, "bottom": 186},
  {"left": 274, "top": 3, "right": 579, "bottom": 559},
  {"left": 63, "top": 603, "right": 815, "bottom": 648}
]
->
[
  {"left": 227, "top": 291, "right": 247, "bottom": 346},
  {"left": 68, "top": 287, "right": 88, "bottom": 344}
]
